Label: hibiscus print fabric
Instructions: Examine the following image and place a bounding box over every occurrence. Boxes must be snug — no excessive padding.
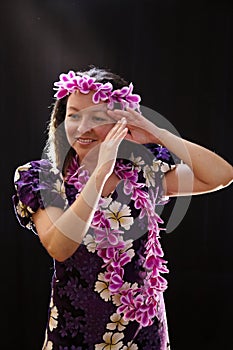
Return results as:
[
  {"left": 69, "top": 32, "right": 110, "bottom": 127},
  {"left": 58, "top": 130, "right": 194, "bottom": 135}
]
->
[{"left": 12, "top": 144, "right": 177, "bottom": 350}]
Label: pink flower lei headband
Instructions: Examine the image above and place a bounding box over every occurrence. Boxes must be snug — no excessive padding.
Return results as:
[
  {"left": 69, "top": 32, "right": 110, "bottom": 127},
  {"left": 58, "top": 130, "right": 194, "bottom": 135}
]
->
[{"left": 53, "top": 70, "right": 141, "bottom": 111}]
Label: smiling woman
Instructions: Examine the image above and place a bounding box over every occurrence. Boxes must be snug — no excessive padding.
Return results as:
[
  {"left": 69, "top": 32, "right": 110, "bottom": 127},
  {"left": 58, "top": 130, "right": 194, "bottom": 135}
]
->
[
  {"left": 65, "top": 93, "right": 116, "bottom": 162},
  {"left": 12, "top": 65, "right": 233, "bottom": 350}
]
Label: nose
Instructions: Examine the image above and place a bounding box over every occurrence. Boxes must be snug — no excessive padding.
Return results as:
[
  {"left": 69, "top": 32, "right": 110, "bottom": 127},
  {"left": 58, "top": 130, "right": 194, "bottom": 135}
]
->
[{"left": 76, "top": 116, "right": 92, "bottom": 135}]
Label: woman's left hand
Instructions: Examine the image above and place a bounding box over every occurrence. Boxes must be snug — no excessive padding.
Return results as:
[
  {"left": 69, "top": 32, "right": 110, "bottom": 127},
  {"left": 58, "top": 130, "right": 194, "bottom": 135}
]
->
[{"left": 107, "top": 107, "right": 161, "bottom": 144}]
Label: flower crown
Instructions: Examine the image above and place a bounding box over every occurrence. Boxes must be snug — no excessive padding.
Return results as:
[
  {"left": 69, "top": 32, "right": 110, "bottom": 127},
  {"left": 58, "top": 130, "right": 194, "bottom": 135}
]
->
[{"left": 53, "top": 70, "right": 141, "bottom": 111}]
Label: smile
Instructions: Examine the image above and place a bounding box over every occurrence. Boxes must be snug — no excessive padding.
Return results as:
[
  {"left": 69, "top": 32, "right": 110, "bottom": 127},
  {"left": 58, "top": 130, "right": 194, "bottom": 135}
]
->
[{"left": 76, "top": 138, "right": 96, "bottom": 145}]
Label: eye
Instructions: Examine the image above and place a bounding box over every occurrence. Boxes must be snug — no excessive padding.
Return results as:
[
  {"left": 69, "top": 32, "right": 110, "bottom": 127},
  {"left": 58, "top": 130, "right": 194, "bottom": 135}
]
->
[
  {"left": 92, "top": 116, "right": 107, "bottom": 122},
  {"left": 68, "top": 113, "right": 80, "bottom": 120}
]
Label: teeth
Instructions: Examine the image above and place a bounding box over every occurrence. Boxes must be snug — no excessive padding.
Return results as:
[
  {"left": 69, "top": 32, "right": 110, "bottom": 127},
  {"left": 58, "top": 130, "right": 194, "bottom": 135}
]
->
[{"left": 77, "top": 138, "right": 94, "bottom": 144}]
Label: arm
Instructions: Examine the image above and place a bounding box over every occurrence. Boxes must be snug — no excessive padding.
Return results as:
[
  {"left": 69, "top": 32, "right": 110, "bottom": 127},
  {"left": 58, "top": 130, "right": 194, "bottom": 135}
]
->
[
  {"left": 159, "top": 129, "right": 233, "bottom": 196},
  {"left": 107, "top": 108, "right": 233, "bottom": 196},
  {"left": 32, "top": 118, "right": 128, "bottom": 262},
  {"left": 32, "top": 169, "right": 106, "bottom": 262}
]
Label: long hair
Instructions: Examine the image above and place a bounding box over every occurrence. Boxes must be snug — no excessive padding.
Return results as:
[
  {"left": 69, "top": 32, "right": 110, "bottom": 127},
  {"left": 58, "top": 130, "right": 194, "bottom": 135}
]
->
[{"left": 44, "top": 65, "right": 129, "bottom": 175}]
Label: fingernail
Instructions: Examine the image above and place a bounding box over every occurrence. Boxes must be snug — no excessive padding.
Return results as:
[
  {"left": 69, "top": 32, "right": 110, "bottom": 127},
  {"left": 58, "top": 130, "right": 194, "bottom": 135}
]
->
[{"left": 121, "top": 117, "right": 126, "bottom": 123}]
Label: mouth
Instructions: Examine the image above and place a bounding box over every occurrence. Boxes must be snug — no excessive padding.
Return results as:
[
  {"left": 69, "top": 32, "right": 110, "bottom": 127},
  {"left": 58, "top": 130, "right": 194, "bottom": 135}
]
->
[{"left": 76, "top": 137, "right": 97, "bottom": 145}]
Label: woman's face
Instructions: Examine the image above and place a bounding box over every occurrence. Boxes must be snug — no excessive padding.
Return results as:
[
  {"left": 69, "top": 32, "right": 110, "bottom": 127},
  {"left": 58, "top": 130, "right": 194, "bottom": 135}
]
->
[{"left": 65, "top": 91, "right": 115, "bottom": 162}]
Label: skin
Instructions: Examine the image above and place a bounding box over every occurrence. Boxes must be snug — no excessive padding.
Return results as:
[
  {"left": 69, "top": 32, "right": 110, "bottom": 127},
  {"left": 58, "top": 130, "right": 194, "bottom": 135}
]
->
[
  {"left": 65, "top": 91, "right": 116, "bottom": 163},
  {"left": 107, "top": 107, "right": 233, "bottom": 196},
  {"left": 32, "top": 91, "right": 233, "bottom": 261}
]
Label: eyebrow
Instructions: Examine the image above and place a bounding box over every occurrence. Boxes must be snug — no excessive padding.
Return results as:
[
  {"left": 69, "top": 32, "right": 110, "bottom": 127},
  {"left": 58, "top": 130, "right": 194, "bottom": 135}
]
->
[
  {"left": 67, "top": 106, "right": 79, "bottom": 112},
  {"left": 67, "top": 105, "right": 108, "bottom": 113}
]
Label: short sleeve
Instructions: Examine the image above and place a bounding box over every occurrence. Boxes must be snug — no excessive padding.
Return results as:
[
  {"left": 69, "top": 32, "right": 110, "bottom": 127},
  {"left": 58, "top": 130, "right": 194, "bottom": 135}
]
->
[
  {"left": 12, "top": 159, "right": 67, "bottom": 233},
  {"left": 142, "top": 143, "right": 181, "bottom": 200},
  {"left": 144, "top": 143, "right": 180, "bottom": 171}
]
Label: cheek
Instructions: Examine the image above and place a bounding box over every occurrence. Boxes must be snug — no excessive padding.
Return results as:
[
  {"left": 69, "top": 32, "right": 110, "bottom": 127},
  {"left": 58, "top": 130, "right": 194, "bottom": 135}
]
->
[{"left": 64, "top": 120, "right": 76, "bottom": 144}]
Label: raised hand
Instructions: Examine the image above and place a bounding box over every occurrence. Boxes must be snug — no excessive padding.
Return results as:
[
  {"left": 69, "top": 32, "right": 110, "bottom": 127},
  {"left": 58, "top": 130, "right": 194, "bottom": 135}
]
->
[
  {"left": 96, "top": 117, "right": 128, "bottom": 178},
  {"left": 107, "top": 107, "right": 161, "bottom": 144},
  {"left": 80, "top": 118, "right": 128, "bottom": 179}
]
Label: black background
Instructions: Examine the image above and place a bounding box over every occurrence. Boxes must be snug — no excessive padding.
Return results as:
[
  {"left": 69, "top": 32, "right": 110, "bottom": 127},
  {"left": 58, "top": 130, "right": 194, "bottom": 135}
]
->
[{"left": 1, "top": 1, "right": 233, "bottom": 349}]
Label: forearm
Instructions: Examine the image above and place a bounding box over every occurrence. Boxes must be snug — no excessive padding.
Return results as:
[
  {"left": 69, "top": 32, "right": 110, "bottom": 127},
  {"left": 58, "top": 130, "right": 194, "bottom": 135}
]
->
[
  {"left": 155, "top": 127, "right": 233, "bottom": 187},
  {"left": 107, "top": 108, "right": 232, "bottom": 192},
  {"left": 42, "top": 169, "right": 107, "bottom": 261},
  {"left": 33, "top": 118, "right": 128, "bottom": 261}
]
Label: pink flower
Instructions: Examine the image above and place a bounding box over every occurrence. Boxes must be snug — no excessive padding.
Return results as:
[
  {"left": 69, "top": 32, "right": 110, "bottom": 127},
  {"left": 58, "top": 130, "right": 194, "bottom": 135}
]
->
[
  {"left": 66, "top": 166, "right": 89, "bottom": 192},
  {"left": 53, "top": 70, "right": 142, "bottom": 111},
  {"left": 144, "top": 254, "right": 169, "bottom": 278},
  {"left": 68, "top": 157, "right": 170, "bottom": 331},
  {"left": 97, "top": 241, "right": 125, "bottom": 264},
  {"left": 92, "top": 211, "right": 110, "bottom": 228},
  {"left": 135, "top": 296, "right": 157, "bottom": 327},
  {"left": 53, "top": 70, "right": 80, "bottom": 99},
  {"left": 76, "top": 75, "right": 97, "bottom": 94},
  {"left": 94, "top": 227, "right": 124, "bottom": 249},
  {"left": 117, "top": 289, "right": 146, "bottom": 323},
  {"left": 97, "top": 246, "right": 116, "bottom": 263},
  {"left": 150, "top": 276, "right": 168, "bottom": 292},
  {"left": 108, "top": 272, "right": 124, "bottom": 293},
  {"left": 112, "top": 251, "right": 132, "bottom": 267},
  {"left": 93, "top": 82, "right": 113, "bottom": 103},
  {"left": 108, "top": 83, "right": 141, "bottom": 110}
]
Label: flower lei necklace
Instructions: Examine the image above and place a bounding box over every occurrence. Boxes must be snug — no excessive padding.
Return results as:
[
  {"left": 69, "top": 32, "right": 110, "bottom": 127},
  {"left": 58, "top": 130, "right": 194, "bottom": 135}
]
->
[
  {"left": 53, "top": 70, "right": 141, "bottom": 111},
  {"left": 66, "top": 155, "right": 170, "bottom": 349}
]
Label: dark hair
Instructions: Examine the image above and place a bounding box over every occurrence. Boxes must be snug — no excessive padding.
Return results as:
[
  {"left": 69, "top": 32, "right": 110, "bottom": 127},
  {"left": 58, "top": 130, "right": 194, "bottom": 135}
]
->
[{"left": 44, "top": 65, "right": 129, "bottom": 174}]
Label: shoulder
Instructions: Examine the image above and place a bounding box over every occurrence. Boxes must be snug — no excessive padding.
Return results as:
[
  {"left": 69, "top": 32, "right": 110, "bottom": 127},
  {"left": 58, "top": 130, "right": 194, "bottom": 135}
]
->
[
  {"left": 14, "top": 159, "right": 61, "bottom": 181},
  {"left": 14, "top": 159, "right": 64, "bottom": 193},
  {"left": 13, "top": 158, "right": 66, "bottom": 214}
]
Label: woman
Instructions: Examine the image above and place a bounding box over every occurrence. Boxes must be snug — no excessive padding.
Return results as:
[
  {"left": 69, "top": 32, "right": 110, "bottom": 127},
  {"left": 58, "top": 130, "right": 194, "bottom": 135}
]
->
[{"left": 12, "top": 66, "right": 233, "bottom": 350}]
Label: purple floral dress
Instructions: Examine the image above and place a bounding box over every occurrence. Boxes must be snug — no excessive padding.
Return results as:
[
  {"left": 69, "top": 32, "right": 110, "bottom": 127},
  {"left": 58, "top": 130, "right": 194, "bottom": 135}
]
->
[{"left": 12, "top": 144, "right": 177, "bottom": 350}]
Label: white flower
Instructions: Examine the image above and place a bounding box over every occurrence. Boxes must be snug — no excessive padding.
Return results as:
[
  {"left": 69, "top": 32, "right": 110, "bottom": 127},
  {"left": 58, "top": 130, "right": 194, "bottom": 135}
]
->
[
  {"left": 14, "top": 162, "right": 31, "bottom": 183},
  {"left": 121, "top": 239, "right": 135, "bottom": 260},
  {"left": 105, "top": 202, "right": 134, "bottom": 230},
  {"left": 107, "top": 313, "right": 129, "bottom": 331},
  {"left": 112, "top": 293, "right": 122, "bottom": 306},
  {"left": 83, "top": 234, "right": 97, "bottom": 253},
  {"left": 122, "top": 342, "right": 138, "bottom": 350},
  {"left": 95, "top": 273, "right": 111, "bottom": 301},
  {"left": 152, "top": 159, "right": 162, "bottom": 172},
  {"left": 16, "top": 201, "right": 31, "bottom": 218},
  {"left": 129, "top": 153, "right": 145, "bottom": 171},
  {"left": 160, "top": 162, "right": 170, "bottom": 173},
  {"left": 100, "top": 196, "right": 113, "bottom": 209},
  {"left": 50, "top": 167, "right": 60, "bottom": 175},
  {"left": 122, "top": 239, "right": 133, "bottom": 251},
  {"left": 42, "top": 339, "right": 53, "bottom": 350},
  {"left": 143, "top": 164, "right": 156, "bottom": 187},
  {"left": 160, "top": 162, "right": 176, "bottom": 173},
  {"left": 48, "top": 297, "right": 58, "bottom": 331},
  {"left": 46, "top": 342, "right": 53, "bottom": 350},
  {"left": 53, "top": 179, "right": 66, "bottom": 199},
  {"left": 49, "top": 305, "right": 58, "bottom": 331},
  {"left": 95, "top": 332, "right": 124, "bottom": 350}
]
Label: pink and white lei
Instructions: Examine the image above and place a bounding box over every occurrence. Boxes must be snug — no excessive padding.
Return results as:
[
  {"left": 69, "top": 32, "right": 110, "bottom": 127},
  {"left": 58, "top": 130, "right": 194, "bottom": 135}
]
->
[
  {"left": 53, "top": 70, "right": 141, "bottom": 111},
  {"left": 66, "top": 156, "right": 170, "bottom": 349}
]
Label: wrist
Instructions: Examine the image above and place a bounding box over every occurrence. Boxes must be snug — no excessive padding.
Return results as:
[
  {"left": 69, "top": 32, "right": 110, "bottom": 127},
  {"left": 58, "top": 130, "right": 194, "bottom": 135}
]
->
[
  {"left": 92, "top": 168, "right": 108, "bottom": 192},
  {"left": 149, "top": 124, "right": 167, "bottom": 145}
]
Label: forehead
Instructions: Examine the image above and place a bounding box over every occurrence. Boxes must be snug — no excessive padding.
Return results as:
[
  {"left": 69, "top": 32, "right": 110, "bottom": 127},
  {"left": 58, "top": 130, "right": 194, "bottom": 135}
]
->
[{"left": 66, "top": 90, "right": 107, "bottom": 112}]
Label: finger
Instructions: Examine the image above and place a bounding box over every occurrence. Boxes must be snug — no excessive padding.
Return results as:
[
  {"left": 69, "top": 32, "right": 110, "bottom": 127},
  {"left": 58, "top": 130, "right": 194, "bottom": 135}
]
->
[
  {"left": 113, "top": 125, "right": 128, "bottom": 140},
  {"left": 107, "top": 109, "right": 125, "bottom": 122},
  {"left": 105, "top": 126, "right": 128, "bottom": 143},
  {"left": 104, "top": 117, "right": 127, "bottom": 139},
  {"left": 117, "top": 107, "right": 142, "bottom": 120},
  {"left": 108, "top": 109, "right": 138, "bottom": 126}
]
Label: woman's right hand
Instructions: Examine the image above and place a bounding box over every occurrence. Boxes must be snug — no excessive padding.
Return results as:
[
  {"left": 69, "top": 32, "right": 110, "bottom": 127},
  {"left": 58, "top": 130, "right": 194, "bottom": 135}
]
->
[
  {"left": 79, "top": 117, "right": 128, "bottom": 179},
  {"left": 96, "top": 117, "right": 128, "bottom": 178}
]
